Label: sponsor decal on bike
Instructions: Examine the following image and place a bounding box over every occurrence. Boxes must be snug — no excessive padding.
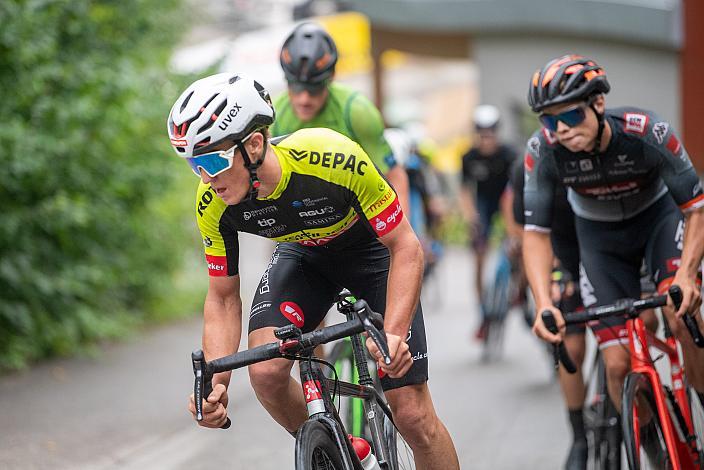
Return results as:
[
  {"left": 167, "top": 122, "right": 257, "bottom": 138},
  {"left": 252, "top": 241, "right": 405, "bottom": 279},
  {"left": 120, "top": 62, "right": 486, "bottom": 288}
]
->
[
  {"left": 652, "top": 121, "right": 668, "bottom": 144},
  {"left": 205, "top": 254, "right": 227, "bottom": 276},
  {"left": 666, "top": 257, "right": 681, "bottom": 273},
  {"left": 302, "top": 380, "right": 322, "bottom": 403},
  {"left": 624, "top": 113, "right": 648, "bottom": 135},
  {"left": 280, "top": 301, "right": 304, "bottom": 327}
]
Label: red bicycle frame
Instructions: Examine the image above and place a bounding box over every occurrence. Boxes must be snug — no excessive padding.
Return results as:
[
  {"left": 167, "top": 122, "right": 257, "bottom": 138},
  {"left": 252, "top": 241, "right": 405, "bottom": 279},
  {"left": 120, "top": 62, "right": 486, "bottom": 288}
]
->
[{"left": 628, "top": 316, "right": 700, "bottom": 469}]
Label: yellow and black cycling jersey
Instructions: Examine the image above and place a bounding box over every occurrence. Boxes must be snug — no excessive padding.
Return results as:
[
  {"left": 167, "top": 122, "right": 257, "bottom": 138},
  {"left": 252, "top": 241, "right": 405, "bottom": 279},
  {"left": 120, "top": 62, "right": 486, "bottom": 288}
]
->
[{"left": 196, "top": 128, "right": 403, "bottom": 276}]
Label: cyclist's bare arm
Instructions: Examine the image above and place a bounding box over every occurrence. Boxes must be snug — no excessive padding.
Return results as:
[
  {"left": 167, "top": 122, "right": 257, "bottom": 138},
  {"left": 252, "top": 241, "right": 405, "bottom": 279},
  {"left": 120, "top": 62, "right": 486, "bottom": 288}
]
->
[
  {"left": 500, "top": 187, "right": 522, "bottom": 240},
  {"left": 203, "top": 274, "right": 243, "bottom": 388},
  {"left": 459, "top": 185, "right": 478, "bottom": 223},
  {"left": 386, "top": 164, "right": 411, "bottom": 216},
  {"left": 523, "top": 229, "right": 562, "bottom": 342},
  {"left": 673, "top": 206, "right": 704, "bottom": 316},
  {"left": 372, "top": 217, "right": 422, "bottom": 378}
]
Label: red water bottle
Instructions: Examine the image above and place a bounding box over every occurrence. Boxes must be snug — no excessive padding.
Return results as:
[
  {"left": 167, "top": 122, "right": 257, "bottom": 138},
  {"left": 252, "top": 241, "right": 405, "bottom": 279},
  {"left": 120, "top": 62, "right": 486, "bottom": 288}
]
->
[{"left": 349, "top": 435, "right": 382, "bottom": 470}]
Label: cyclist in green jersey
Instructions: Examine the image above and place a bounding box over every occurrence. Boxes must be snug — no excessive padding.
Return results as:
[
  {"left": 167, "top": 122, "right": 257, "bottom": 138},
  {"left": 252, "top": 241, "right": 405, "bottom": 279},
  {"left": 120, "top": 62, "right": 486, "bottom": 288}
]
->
[{"left": 272, "top": 22, "right": 410, "bottom": 211}]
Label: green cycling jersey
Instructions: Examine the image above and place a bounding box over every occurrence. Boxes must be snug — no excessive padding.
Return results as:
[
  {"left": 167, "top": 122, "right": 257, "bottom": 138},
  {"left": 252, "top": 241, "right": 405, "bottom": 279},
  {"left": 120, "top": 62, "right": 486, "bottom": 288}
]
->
[{"left": 271, "top": 82, "right": 396, "bottom": 174}]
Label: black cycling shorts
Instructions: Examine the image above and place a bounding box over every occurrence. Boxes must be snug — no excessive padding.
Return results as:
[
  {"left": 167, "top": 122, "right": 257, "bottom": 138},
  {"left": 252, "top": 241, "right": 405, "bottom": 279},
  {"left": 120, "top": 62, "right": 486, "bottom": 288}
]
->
[
  {"left": 248, "top": 239, "right": 429, "bottom": 391},
  {"left": 576, "top": 195, "right": 687, "bottom": 348}
]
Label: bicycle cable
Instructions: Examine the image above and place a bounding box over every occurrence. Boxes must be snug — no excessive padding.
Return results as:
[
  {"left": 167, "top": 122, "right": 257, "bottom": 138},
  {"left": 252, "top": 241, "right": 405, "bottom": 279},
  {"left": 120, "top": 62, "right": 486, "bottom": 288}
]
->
[{"left": 282, "top": 353, "right": 342, "bottom": 409}]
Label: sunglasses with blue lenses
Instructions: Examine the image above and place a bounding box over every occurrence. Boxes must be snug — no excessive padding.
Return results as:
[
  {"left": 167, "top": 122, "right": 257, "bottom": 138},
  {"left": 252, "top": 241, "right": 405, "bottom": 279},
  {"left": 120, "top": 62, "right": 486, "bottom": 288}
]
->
[
  {"left": 539, "top": 105, "right": 588, "bottom": 132},
  {"left": 186, "top": 132, "right": 256, "bottom": 177},
  {"left": 186, "top": 146, "right": 236, "bottom": 177}
]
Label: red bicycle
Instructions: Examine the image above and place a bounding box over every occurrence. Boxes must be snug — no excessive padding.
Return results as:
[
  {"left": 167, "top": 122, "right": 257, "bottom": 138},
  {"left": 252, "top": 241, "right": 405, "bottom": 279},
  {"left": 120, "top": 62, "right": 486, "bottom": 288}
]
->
[{"left": 543, "top": 286, "right": 704, "bottom": 469}]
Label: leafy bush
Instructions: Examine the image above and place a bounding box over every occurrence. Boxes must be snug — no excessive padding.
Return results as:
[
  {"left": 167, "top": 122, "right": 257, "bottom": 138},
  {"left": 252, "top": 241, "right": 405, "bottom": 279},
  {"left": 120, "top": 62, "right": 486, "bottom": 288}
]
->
[{"left": 0, "top": 0, "right": 199, "bottom": 369}]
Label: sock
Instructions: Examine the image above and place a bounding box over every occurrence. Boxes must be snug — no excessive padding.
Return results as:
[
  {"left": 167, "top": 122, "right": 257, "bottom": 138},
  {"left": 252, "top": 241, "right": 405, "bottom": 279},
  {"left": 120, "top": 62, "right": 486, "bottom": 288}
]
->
[{"left": 568, "top": 408, "right": 586, "bottom": 443}]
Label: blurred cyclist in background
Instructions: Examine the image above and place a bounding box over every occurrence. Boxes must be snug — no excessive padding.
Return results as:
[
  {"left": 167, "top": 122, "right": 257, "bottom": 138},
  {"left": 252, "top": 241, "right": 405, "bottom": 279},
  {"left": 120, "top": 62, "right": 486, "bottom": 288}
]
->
[
  {"left": 385, "top": 127, "right": 446, "bottom": 279},
  {"left": 271, "top": 22, "right": 409, "bottom": 210},
  {"left": 460, "top": 105, "right": 516, "bottom": 339}
]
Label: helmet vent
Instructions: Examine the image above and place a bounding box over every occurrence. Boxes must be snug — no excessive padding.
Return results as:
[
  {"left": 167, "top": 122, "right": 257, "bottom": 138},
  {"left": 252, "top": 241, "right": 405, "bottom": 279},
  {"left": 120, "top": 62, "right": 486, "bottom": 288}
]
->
[
  {"left": 180, "top": 91, "right": 194, "bottom": 112},
  {"left": 229, "top": 75, "right": 241, "bottom": 84},
  {"left": 197, "top": 100, "right": 227, "bottom": 134}
]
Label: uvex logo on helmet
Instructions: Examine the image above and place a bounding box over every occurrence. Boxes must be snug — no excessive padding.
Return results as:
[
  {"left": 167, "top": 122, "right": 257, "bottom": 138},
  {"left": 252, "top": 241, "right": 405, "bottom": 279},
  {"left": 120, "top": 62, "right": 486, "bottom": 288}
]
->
[{"left": 218, "top": 103, "right": 243, "bottom": 131}]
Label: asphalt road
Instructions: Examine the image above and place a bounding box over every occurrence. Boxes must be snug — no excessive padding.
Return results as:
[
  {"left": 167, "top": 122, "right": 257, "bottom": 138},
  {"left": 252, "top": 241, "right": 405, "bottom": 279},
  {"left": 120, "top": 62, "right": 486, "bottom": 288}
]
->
[{"left": 0, "top": 236, "right": 571, "bottom": 469}]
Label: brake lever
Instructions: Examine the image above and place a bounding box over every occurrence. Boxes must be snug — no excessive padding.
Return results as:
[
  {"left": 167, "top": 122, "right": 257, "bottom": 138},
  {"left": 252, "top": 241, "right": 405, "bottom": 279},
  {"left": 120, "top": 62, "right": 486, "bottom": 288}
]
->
[{"left": 353, "top": 300, "right": 392, "bottom": 365}]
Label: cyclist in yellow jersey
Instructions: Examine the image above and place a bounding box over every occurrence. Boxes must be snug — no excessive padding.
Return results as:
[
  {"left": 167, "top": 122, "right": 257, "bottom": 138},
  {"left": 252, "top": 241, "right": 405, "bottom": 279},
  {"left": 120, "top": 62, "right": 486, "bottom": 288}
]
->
[
  {"left": 170, "top": 72, "right": 459, "bottom": 469},
  {"left": 272, "top": 22, "right": 410, "bottom": 212}
]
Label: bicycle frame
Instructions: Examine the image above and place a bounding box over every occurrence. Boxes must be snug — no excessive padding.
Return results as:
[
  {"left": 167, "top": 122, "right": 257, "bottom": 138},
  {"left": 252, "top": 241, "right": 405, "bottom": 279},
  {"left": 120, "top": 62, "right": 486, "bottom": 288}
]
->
[{"left": 627, "top": 316, "right": 700, "bottom": 469}]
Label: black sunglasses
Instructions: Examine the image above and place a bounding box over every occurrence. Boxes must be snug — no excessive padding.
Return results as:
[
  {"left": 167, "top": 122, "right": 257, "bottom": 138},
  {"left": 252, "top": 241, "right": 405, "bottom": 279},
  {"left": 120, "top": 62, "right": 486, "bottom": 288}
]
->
[{"left": 287, "top": 80, "right": 328, "bottom": 96}]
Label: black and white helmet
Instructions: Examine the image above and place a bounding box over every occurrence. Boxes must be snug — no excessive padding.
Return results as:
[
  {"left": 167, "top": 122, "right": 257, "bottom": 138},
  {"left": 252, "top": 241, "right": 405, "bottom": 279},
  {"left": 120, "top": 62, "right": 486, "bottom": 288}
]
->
[{"left": 167, "top": 73, "right": 275, "bottom": 158}]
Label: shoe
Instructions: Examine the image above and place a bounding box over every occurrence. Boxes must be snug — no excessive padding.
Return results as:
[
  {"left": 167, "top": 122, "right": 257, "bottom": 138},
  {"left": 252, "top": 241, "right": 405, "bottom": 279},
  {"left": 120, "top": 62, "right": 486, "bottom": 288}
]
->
[{"left": 564, "top": 439, "right": 587, "bottom": 470}]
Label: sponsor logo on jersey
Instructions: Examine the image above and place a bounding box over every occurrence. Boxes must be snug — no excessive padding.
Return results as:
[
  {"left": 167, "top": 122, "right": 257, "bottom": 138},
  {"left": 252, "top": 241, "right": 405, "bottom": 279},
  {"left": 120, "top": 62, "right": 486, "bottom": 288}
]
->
[
  {"left": 666, "top": 134, "right": 682, "bottom": 156},
  {"left": 205, "top": 254, "right": 227, "bottom": 276},
  {"left": 372, "top": 199, "right": 403, "bottom": 237},
  {"left": 675, "top": 220, "right": 685, "bottom": 251},
  {"left": 257, "top": 218, "right": 277, "bottom": 227},
  {"left": 198, "top": 189, "right": 215, "bottom": 217},
  {"left": 615, "top": 154, "right": 634, "bottom": 167},
  {"left": 524, "top": 153, "right": 535, "bottom": 172},
  {"left": 259, "top": 225, "right": 287, "bottom": 237},
  {"left": 291, "top": 196, "right": 330, "bottom": 208},
  {"left": 579, "top": 159, "right": 593, "bottom": 171},
  {"left": 298, "top": 206, "right": 334, "bottom": 218},
  {"left": 565, "top": 161, "right": 578, "bottom": 174},
  {"left": 280, "top": 301, "right": 305, "bottom": 327},
  {"left": 378, "top": 181, "right": 386, "bottom": 192},
  {"left": 288, "top": 149, "right": 368, "bottom": 175},
  {"left": 368, "top": 189, "right": 395, "bottom": 213},
  {"left": 652, "top": 122, "right": 669, "bottom": 144},
  {"left": 243, "top": 206, "right": 277, "bottom": 221},
  {"left": 528, "top": 136, "right": 540, "bottom": 154},
  {"left": 217, "top": 103, "right": 242, "bottom": 131},
  {"left": 624, "top": 112, "right": 648, "bottom": 135},
  {"left": 203, "top": 236, "right": 213, "bottom": 248},
  {"left": 303, "top": 215, "right": 341, "bottom": 226}
]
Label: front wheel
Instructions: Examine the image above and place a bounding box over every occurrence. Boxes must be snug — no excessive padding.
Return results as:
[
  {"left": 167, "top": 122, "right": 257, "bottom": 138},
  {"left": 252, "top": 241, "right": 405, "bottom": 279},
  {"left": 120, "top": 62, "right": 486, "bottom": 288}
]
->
[
  {"left": 382, "top": 415, "right": 416, "bottom": 470},
  {"left": 295, "top": 420, "right": 346, "bottom": 470},
  {"left": 622, "top": 373, "right": 673, "bottom": 470}
]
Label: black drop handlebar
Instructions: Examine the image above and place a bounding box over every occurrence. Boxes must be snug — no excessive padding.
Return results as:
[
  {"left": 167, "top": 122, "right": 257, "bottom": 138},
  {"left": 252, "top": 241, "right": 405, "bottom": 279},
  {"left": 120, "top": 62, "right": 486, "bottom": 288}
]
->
[
  {"left": 191, "top": 298, "right": 389, "bottom": 429},
  {"left": 542, "top": 285, "right": 704, "bottom": 375}
]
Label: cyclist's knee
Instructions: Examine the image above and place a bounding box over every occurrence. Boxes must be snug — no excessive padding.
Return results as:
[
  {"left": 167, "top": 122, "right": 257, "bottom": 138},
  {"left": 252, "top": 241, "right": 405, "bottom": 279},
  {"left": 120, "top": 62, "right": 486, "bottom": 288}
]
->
[
  {"left": 603, "top": 350, "right": 630, "bottom": 386},
  {"left": 248, "top": 359, "right": 291, "bottom": 393},
  {"left": 387, "top": 385, "right": 439, "bottom": 448}
]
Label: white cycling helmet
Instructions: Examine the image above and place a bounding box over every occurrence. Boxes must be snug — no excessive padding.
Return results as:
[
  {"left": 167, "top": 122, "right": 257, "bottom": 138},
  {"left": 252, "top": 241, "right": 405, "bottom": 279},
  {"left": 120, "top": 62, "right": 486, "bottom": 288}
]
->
[
  {"left": 167, "top": 73, "right": 275, "bottom": 158},
  {"left": 473, "top": 104, "right": 500, "bottom": 130}
]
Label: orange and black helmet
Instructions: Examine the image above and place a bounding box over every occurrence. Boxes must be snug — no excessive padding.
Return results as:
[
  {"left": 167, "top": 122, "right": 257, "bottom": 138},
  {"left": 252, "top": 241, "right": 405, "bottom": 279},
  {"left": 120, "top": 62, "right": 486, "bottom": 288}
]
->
[
  {"left": 280, "top": 23, "right": 337, "bottom": 85},
  {"left": 528, "top": 55, "right": 610, "bottom": 112}
]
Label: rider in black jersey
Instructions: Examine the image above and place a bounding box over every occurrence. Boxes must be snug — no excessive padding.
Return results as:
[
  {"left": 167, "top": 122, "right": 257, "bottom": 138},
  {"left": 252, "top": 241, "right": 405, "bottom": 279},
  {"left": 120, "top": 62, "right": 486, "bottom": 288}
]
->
[{"left": 522, "top": 55, "right": 704, "bottom": 417}]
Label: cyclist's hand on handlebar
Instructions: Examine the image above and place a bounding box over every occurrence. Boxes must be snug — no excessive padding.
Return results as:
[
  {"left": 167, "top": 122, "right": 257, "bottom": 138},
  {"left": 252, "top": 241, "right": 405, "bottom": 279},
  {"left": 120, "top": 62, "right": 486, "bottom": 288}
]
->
[
  {"left": 670, "top": 272, "right": 702, "bottom": 318},
  {"left": 188, "top": 383, "right": 229, "bottom": 428},
  {"left": 366, "top": 333, "right": 412, "bottom": 378},
  {"left": 532, "top": 305, "right": 564, "bottom": 344}
]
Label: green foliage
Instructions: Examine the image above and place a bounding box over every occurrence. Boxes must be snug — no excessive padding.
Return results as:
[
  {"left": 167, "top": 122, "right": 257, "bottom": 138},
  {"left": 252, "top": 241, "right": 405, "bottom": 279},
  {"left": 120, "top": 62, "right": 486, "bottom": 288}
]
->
[{"left": 0, "top": 0, "right": 198, "bottom": 369}]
